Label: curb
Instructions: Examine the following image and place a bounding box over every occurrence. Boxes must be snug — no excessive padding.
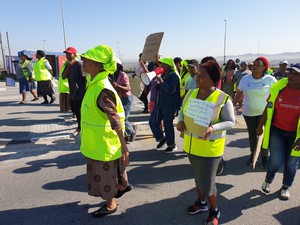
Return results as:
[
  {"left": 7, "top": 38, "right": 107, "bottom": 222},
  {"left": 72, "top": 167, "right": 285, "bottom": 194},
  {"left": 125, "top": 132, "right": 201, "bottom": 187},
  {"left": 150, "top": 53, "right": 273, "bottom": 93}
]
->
[{"left": 0, "top": 118, "right": 246, "bottom": 144}]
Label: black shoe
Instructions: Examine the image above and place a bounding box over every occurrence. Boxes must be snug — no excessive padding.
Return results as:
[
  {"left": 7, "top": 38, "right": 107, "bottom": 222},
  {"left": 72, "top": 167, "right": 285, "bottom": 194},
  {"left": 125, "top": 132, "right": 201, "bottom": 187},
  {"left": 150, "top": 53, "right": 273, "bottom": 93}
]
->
[
  {"left": 247, "top": 156, "right": 253, "bottom": 166},
  {"left": 216, "top": 158, "right": 225, "bottom": 175},
  {"left": 187, "top": 200, "right": 208, "bottom": 215},
  {"left": 164, "top": 145, "right": 177, "bottom": 153},
  {"left": 49, "top": 97, "right": 56, "bottom": 104},
  {"left": 115, "top": 184, "right": 133, "bottom": 198},
  {"left": 261, "top": 156, "right": 268, "bottom": 169},
  {"left": 41, "top": 100, "right": 49, "bottom": 104},
  {"left": 125, "top": 135, "right": 130, "bottom": 144},
  {"left": 90, "top": 204, "right": 117, "bottom": 217},
  {"left": 156, "top": 137, "right": 167, "bottom": 150},
  {"left": 142, "top": 109, "right": 149, "bottom": 113},
  {"left": 206, "top": 207, "right": 220, "bottom": 225},
  {"left": 129, "top": 131, "right": 137, "bottom": 142}
]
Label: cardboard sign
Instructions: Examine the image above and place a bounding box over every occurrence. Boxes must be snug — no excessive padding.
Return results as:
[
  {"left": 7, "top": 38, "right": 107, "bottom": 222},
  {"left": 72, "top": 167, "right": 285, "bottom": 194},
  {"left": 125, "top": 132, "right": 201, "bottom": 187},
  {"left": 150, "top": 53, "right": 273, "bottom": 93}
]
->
[
  {"left": 141, "top": 32, "right": 164, "bottom": 62},
  {"left": 253, "top": 130, "right": 264, "bottom": 169},
  {"left": 184, "top": 98, "right": 214, "bottom": 137}
]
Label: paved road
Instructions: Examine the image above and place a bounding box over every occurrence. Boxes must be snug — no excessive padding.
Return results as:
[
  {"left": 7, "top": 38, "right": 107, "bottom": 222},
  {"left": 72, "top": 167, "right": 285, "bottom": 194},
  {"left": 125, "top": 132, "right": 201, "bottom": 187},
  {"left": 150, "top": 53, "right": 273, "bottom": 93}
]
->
[{"left": 0, "top": 81, "right": 299, "bottom": 225}]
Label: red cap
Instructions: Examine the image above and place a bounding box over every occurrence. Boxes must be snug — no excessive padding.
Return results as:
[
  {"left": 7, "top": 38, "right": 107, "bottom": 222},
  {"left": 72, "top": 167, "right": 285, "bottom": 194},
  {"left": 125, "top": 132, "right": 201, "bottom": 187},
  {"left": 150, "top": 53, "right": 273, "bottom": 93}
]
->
[
  {"left": 256, "top": 56, "right": 269, "bottom": 70},
  {"left": 64, "top": 47, "right": 77, "bottom": 54}
]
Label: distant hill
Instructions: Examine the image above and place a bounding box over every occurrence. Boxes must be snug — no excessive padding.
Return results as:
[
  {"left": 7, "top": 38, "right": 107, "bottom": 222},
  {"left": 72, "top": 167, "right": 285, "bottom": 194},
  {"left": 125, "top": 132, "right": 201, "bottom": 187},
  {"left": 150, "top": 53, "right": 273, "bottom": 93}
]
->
[
  {"left": 215, "top": 52, "right": 300, "bottom": 66},
  {"left": 122, "top": 52, "right": 300, "bottom": 69}
]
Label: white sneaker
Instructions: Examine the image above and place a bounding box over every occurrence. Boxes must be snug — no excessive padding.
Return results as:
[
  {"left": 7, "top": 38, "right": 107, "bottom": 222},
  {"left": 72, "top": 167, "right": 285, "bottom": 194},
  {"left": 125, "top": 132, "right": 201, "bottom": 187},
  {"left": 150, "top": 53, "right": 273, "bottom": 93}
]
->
[
  {"left": 262, "top": 181, "right": 271, "bottom": 193},
  {"left": 280, "top": 188, "right": 290, "bottom": 200}
]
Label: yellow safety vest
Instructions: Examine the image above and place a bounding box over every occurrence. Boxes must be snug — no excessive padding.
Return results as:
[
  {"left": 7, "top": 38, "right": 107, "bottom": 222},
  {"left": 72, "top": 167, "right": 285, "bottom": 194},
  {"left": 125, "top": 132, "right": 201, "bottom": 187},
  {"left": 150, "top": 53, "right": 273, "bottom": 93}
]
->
[
  {"left": 33, "top": 58, "right": 52, "bottom": 81},
  {"left": 80, "top": 71, "right": 125, "bottom": 161},
  {"left": 180, "top": 71, "right": 190, "bottom": 97},
  {"left": 262, "top": 78, "right": 300, "bottom": 155},
  {"left": 58, "top": 61, "right": 69, "bottom": 94},
  {"left": 22, "top": 60, "right": 35, "bottom": 80},
  {"left": 182, "top": 88, "right": 229, "bottom": 157}
]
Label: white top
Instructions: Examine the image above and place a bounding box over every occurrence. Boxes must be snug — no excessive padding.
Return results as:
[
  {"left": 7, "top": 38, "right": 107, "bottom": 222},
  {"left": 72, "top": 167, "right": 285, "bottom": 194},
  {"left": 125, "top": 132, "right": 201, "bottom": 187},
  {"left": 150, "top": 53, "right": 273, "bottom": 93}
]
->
[{"left": 237, "top": 74, "right": 277, "bottom": 116}]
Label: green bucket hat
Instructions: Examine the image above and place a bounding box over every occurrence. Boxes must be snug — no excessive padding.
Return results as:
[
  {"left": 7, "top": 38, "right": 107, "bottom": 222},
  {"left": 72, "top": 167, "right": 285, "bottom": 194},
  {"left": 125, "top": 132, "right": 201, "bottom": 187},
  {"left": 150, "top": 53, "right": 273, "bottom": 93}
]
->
[{"left": 81, "top": 45, "right": 117, "bottom": 74}]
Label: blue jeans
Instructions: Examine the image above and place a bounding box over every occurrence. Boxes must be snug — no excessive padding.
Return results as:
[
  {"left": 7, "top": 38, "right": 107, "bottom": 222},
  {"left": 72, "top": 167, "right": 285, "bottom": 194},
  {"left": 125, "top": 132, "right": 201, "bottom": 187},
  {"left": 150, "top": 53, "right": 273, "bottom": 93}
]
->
[
  {"left": 149, "top": 105, "right": 176, "bottom": 147},
  {"left": 121, "top": 95, "right": 134, "bottom": 135},
  {"left": 266, "top": 126, "right": 299, "bottom": 187}
]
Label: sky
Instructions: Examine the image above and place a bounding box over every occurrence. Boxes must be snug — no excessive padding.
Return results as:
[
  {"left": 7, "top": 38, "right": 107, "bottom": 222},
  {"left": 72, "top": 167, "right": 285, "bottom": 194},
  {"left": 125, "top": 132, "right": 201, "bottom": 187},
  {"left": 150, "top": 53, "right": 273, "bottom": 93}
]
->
[{"left": 1, "top": 0, "right": 300, "bottom": 64}]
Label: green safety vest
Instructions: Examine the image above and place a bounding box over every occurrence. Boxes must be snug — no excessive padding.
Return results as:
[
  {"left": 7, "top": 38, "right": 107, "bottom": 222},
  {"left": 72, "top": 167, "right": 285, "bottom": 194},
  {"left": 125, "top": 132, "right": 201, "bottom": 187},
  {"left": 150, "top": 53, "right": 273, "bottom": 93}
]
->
[
  {"left": 262, "top": 78, "right": 300, "bottom": 156},
  {"left": 80, "top": 71, "right": 125, "bottom": 161},
  {"left": 22, "top": 60, "right": 35, "bottom": 80},
  {"left": 33, "top": 57, "right": 52, "bottom": 81},
  {"left": 182, "top": 88, "right": 229, "bottom": 157},
  {"left": 180, "top": 71, "right": 190, "bottom": 97},
  {"left": 58, "top": 61, "right": 69, "bottom": 93}
]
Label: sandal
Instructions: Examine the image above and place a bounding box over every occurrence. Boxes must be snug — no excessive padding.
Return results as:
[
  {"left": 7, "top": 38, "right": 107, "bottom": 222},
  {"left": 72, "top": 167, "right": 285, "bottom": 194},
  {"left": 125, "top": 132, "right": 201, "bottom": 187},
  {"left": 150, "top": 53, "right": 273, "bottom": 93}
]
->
[
  {"left": 31, "top": 97, "right": 39, "bottom": 101},
  {"left": 90, "top": 204, "right": 117, "bottom": 217},
  {"left": 115, "top": 184, "right": 133, "bottom": 198}
]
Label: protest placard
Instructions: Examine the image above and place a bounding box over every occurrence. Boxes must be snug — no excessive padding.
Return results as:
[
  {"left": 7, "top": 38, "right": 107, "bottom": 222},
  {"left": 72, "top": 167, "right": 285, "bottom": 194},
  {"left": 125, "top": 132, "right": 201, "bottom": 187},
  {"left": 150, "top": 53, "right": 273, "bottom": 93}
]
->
[
  {"left": 184, "top": 98, "right": 214, "bottom": 137},
  {"left": 141, "top": 32, "right": 164, "bottom": 62}
]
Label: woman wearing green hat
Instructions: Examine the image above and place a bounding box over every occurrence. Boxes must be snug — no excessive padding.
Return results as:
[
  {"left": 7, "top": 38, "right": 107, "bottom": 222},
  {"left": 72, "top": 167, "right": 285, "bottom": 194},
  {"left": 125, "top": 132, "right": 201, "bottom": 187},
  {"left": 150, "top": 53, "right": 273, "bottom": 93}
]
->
[
  {"left": 149, "top": 57, "right": 181, "bottom": 153},
  {"left": 80, "top": 45, "right": 131, "bottom": 217}
]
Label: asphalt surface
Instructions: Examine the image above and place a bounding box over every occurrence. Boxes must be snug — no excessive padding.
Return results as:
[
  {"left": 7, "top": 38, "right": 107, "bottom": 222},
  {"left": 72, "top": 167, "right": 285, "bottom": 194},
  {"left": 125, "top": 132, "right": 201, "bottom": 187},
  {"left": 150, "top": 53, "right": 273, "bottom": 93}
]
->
[{"left": 0, "top": 81, "right": 299, "bottom": 225}]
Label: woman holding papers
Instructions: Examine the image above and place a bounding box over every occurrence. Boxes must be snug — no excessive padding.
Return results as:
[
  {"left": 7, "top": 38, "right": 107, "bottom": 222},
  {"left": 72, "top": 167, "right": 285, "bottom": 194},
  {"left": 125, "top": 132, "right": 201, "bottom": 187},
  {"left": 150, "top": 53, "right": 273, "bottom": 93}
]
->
[
  {"left": 177, "top": 61, "right": 234, "bottom": 225},
  {"left": 256, "top": 63, "right": 300, "bottom": 201}
]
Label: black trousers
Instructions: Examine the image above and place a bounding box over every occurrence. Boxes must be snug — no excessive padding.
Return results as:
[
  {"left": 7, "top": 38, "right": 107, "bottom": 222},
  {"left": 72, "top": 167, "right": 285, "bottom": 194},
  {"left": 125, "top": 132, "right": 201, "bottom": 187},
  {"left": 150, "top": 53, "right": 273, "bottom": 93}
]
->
[
  {"left": 243, "top": 115, "right": 268, "bottom": 158},
  {"left": 139, "top": 85, "right": 150, "bottom": 110},
  {"left": 70, "top": 99, "right": 83, "bottom": 130}
]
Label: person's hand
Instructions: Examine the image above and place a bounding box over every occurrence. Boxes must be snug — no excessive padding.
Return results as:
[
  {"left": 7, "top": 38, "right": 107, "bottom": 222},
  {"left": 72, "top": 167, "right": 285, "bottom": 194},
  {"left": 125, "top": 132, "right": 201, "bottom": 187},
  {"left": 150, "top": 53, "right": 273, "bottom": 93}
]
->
[
  {"left": 233, "top": 106, "right": 238, "bottom": 115},
  {"left": 256, "top": 126, "right": 263, "bottom": 136},
  {"left": 292, "top": 138, "right": 300, "bottom": 151},
  {"left": 201, "top": 126, "right": 213, "bottom": 140},
  {"left": 177, "top": 121, "right": 186, "bottom": 132},
  {"left": 121, "top": 145, "right": 129, "bottom": 167},
  {"left": 112, "top": 82, "right": 118, "bottom": 88},
  {"left": 156, "top": 75, "right": 163, "bottom": 84}
]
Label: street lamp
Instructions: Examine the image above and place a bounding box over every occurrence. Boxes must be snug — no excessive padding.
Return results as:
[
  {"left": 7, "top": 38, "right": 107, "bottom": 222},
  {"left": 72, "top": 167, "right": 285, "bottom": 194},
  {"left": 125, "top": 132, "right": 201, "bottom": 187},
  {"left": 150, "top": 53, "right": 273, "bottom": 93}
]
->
[
  {"left": 223, "top": 19, "right": 227, "bottom": 65},
  {"left": 60, "top": 0, "right": 67, "bottom": 49},
  {"left": 43, "top": 40, "right": 46, "bottom": 51},
  {"left": 116, "top": 41, "right": 122, "bottom": 62}
]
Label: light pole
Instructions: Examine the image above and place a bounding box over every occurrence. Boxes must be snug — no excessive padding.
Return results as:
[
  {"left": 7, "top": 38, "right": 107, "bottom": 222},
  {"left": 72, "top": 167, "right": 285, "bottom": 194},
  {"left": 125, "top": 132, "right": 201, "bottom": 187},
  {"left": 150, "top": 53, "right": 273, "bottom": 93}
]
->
[
  {"left": 223, "top": 19, "right": 227, "bottom": 65},
  {"left": 43, "top": 40, "right": 46, "bottom": 51},
  {"left": 116, "top": 41, "right": 122, "bottom": 62},
  {"left": 60, "top": 0, "right": 67, "bottom": 49}
]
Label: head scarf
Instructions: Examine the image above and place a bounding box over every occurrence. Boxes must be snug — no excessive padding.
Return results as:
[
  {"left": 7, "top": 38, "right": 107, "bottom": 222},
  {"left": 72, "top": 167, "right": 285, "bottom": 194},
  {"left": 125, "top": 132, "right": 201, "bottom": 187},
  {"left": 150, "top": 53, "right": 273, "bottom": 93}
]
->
[
  {"left": 159, "top": 57, "right": 179, "bottom": 75},
  {"left": 81, "top": 45, "right": 117, "bottom": 74}
]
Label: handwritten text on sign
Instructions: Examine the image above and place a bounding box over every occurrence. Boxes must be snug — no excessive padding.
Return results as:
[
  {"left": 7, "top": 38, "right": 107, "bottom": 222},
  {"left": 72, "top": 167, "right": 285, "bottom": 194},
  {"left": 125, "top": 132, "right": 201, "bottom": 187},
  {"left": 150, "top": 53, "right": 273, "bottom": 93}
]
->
[{"left": 186, "top": 99, "right": 214, "bottom": 127}]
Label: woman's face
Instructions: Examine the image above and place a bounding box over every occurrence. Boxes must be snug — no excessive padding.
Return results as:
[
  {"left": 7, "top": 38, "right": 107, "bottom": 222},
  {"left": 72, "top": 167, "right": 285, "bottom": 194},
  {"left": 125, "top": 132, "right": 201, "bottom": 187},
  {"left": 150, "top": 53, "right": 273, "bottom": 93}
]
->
[
  {"left": 252, "top": 59, "right": 266, "bottom": 75},
  {"left": 82, "top": 58, "right": 93, "bottom": 73},
  {"left": 195, "top": 67, "right": 213, "bottom": 89},
  {"left": 288, "top": 69, "right": 300, "bottom": 87}
]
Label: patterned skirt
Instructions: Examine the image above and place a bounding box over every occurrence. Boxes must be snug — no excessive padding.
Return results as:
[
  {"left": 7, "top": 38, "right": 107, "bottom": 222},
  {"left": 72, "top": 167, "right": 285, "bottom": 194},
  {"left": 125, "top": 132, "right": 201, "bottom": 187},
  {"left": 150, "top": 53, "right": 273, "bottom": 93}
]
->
[
  {"left": 37, "top": 80, "right": 55, "bottom": 97},
  {"left": 86, "top": 157, "right": 129, "bottom": 200}
]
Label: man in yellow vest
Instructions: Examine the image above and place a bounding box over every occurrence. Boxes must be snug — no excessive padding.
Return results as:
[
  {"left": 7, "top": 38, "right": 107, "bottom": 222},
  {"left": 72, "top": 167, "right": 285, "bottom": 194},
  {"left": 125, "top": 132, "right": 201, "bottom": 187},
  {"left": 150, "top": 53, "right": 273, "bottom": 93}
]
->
[
  {"left": 33, "top": 50, "right": 56, "bottom": 104},
  {"left": 80, "top": 45, "right": 131, "bottom": 217},
  {"left": 15, "top": 51, "right": 38, "bottom": 103}
]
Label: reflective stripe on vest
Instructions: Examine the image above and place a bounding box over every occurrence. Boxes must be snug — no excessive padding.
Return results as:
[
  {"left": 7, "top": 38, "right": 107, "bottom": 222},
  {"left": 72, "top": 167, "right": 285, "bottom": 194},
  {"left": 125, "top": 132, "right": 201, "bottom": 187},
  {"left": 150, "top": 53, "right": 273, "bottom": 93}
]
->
[
  {"left": 58, "top": 61, "right": 70, "bottom": 93},
  {"left": 182, "top": 88, "right": 229, "bottom": 157},
  {"left": 80, "top": 71, "right": 125, "bottom": 161},
  {"left": 33, "top": 58, "right": 52, "bottom": 81}
]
